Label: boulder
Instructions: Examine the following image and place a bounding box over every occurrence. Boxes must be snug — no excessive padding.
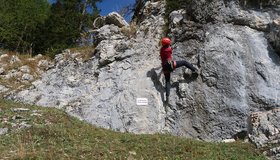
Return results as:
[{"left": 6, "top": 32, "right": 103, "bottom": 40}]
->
[
  {"left": 105, "top": 12, "right": 129, "bottom": 28},
  {"left": 248, "top": 109, "right": 280, "bottom": 159},
  {"left": 170, "top": 9, "right": 185, "bottom": 26},
  {"left": 19, "top": 65, "right": 30, "bottom": 73},
  {"left": 93, "top": 12, "right": 128, "bottom": 29}
]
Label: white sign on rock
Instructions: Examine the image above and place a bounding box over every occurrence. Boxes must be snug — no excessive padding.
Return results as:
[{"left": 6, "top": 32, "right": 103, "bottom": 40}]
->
[{"left": 136, "top": 98, "right": 148, "bottom": 106}]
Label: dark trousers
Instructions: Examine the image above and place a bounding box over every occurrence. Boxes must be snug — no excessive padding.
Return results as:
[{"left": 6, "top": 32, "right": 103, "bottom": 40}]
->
[{"left": 164, "top": 60, "right": 196, "bottom": 97}]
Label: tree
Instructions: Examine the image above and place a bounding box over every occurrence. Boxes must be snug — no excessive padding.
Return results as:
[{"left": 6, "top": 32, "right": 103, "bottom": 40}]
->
[
  {"left": 0, "top": 0, "right": 50, "bottom": 53},
  {"left": 33, "top": 0, "right": 102, "bottom": 56}
]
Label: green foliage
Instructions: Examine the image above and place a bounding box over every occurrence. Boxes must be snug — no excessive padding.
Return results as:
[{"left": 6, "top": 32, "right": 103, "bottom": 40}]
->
[
  {"left": 0, "top": 99, "right": 266, "bottom": 159},
  {"left": 34, "top": 0, "right": 101, "bottom": 56},
  {"left": 0, "top": 0, "right": 50, "bottom": 53},
  {"left": 0, "top": 0, "right": 101, "bottom": 57}
]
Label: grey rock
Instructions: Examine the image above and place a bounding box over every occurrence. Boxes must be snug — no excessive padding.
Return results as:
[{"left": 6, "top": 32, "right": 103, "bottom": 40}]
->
[
  {"left": 5, "top": 69, "right": 21, "bottom": 79},
  {"left": 267, "top": 18, "right": 280, "bottom": 54},
  {"left": 93, "top": 12, "right": 128, "bottom": 29},
  {"left": 105, "top": 12, "right": 129, "bottom": 28},
  {"left": 9, "top": 1, "right": 166, "bottom": 134},
  {"left": 12, "top": 108, "right": 30, "bottom": 112},
  {"left": 0, "top": 67, "right": 5, "bottom": 75},
  {"left": 19, "top": 65, "right": 30, "bottom": 73},
  {"left": 221, "top": 139, "right": 236, "bottom": 143},
  {"left": 0, "top": 128, "right": 8, "bottom": 135},
  {"left": 21, "top": 74, "right": 34, "bottom": 82},
  {"left": 248, "top": 109, "right": 280, "bottom": 158},
  {"left": 38, "top": 60, "right": 49, "bottom": 69},
  {"left": 170, "top": 9, "right": 185, "bottom": 26},
  {"left": 27, "top": 54, "right": 43, "bottom": 61},
  {"left": 12, "top": 121, "right": 32, "bottom": 130},
  {"left": 12, "top": 115, "right": 25, "bottom": 120},
  {"left": 31, "top": 113, "right": 42, "bottom": 117},
  {"left": 190, "top": 0, "right": 228, "bottom": 23},
  {"left": 92, "top": 24, "right": 124, "bottom": 45},
  {"left": 0, "top": 85, "right": 8, "bottom": 93},
  {"left": 34, "top": 54, "right": 43, "bottom": 59},
  {"left": 5, "top": 0, "right": 280, "bottom": 153},
  {"left": 10, "top": 55, "right": 20, "bottom": 64},
  {"left": 167, "top": 16, "right": 280, "bottom": 140}
]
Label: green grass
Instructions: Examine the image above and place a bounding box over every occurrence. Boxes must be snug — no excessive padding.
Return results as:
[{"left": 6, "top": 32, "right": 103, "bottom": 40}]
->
[{"left": 0, "top": 99, "right": 266, "bottom": 159}]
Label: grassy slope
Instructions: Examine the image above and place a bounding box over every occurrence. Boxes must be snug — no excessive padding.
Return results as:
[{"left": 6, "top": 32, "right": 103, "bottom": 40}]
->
[{"left": 0, "top": 99, "right": 266, "bottom": 160}]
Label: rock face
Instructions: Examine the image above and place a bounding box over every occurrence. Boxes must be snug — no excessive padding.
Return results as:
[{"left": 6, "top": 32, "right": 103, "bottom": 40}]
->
[
  {"left": 267, "top": 17, "right": 280, "bottom": 54},
  {"left": 248, "top": 109, "right": 280, "bottom": 159},
  {"left": 10, "top": 1, "right": 167, "bottom": 134},
  {"left": 164, "top": 0, "right": 280, "bottom": 141},
  {"left": 7, "top": 0, "right": 280, "bottom": 146}
]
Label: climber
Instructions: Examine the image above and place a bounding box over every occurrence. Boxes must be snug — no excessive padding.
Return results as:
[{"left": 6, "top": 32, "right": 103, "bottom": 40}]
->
[{"left": 160, "top": 37, "right": 198, "bottom": 103}]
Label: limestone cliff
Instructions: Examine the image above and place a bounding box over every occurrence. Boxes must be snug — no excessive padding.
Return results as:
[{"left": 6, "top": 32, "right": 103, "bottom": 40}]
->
[{"left": 4, "top": 0, "right": 280, "bottom": 157}]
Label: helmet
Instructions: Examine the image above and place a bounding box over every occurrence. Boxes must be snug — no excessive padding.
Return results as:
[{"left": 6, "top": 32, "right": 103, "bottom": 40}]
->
[{"left": 161, "top": 37, "right": 171, "bottom": 46}]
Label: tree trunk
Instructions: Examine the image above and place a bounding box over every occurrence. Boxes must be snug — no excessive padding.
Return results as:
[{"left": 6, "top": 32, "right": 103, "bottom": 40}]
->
[
  {"left": 16, "top": 25, "right": 27, "bottom": 52},
  {"left": 79, "top": 0, "right": 88, "bottom": 31}
]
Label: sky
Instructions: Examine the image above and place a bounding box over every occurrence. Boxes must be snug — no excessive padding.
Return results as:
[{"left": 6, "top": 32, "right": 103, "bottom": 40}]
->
[
  {"left": 97, "top": 0, "right": 135, "bottom": 16},
  {"left": 48, "top": 0, "right": 136, "bottom": 21}
]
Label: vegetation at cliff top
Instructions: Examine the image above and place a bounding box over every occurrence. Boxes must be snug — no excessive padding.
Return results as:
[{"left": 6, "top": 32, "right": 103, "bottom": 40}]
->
[
  {"left": 0, "top": 99, "right": 266, "bottom": 159},
  {"left": 0, "top": 0, "right": 101, "bottom": 57}
]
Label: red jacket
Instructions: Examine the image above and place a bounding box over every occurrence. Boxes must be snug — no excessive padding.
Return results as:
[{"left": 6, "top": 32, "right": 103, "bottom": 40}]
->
[{"left": 160, "top": 46, "right": 172, "bottom": 65}]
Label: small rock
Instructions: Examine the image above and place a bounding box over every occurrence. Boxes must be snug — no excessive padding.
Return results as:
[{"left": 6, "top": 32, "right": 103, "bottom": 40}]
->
[
  {"left": 0, "top": 128, "right": 8, "bottom": 135},
  {"left": 0, "top": 67, "right": 5, "bottom": 75},
  {"left": 273, "top": 18, "right": 280, "bottom": 25},
  {"left": 19, "top": 65, "right": 30, "bottom": 73},
  {"left": 17, "top": 122, "right": 32, "bottom": 130},
  {"left": 31, "top": 113, "right": 42, "bottom": 117},
  {"left": 21, "top": 74, "right": 34, "bottom": 82},
  {"left": 20, "top": 122, "right": 31, "bottom": 128},
  {"left": 38, "top": 60, "right": 49, "bottom": 69},
  {"left": 270, "top": 147, "right": 280, "bottom": 155},
  {"left": 10, "top": 55, "right": 21, "bottom": 64},
  {"left": 12, "top": 115, "right": 25, "bottom": 120},
  {"left": 222, "top": 139, "right": 236, "bottom": 143},
  {"left": 34, "top": 54, "right": 43, "bottom": 59},
  {"left": 0, "top": 85, "right": 9, "bottom": 93},
  {"left": 12, "top": 108, "right": 30, "bottom": 112},
  {"left": 129, "top": 151, "right": 137, "bottom": 155}
]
